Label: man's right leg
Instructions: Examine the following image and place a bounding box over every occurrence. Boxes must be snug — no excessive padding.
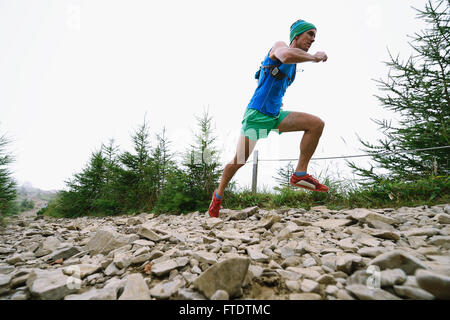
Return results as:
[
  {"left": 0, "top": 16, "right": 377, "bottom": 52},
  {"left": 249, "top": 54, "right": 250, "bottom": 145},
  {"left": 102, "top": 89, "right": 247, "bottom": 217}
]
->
[{"left": 216, "top": 134, "right": 257, "bottom": 197}]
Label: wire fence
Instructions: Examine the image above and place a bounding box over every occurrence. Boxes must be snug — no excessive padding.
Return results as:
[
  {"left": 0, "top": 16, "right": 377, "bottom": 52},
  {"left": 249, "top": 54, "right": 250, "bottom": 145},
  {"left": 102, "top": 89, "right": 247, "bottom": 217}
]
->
[
  {"left": 246, "top": 145, "right": 450, "bottom": 164},
  {"left": 247, "top": 145, "right": 450, "bottom": 192}
]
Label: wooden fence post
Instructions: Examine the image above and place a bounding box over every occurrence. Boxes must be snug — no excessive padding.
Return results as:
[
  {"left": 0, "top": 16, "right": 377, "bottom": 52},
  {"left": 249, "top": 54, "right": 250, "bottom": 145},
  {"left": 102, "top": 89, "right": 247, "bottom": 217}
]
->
[{"left": 252, "top": 150, "right": 258, "bottom": 194}]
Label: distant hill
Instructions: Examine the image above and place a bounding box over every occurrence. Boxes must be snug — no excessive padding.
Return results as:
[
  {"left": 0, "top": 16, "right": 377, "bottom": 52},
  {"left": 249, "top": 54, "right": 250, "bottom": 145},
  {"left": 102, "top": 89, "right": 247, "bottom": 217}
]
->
[{"left": 17, "top": 183, "right": 59, "bottom": 206}]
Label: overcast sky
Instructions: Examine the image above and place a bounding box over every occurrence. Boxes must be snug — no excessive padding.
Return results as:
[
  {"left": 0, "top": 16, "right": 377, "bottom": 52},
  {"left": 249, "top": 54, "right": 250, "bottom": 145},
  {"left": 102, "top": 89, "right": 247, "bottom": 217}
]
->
[{"left": 1, "top": 0, "right": 429, "bottom": 191}]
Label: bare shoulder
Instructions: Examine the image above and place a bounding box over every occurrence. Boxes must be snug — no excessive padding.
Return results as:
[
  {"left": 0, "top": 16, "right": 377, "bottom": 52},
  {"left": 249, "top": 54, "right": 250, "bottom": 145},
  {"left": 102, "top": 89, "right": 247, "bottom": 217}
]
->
[{"left": 269, "top": 41, "right": 288, "bottom": 60}]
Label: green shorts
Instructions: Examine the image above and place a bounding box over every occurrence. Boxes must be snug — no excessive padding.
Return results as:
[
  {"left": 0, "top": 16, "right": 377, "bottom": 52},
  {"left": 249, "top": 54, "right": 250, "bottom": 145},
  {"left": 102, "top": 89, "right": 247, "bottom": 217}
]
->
[{"left": 240, "top": 108, "right": 291, "bottom": 141}]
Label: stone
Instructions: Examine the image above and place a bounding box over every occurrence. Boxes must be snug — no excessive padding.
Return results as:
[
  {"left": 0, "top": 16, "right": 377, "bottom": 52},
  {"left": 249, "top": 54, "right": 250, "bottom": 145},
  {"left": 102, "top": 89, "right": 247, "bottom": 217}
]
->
[
  {"left": 371, "top": 230, "right": 400, "bottom": 241},
  {"left": 325, "top": 285, "right": 339, "bottom": 296},
  {"left": 367, "top": 220, "right": 396, "bottom": 231},
  {"left": 203, "top": 218, "right": 223, "bottom": 230},
  {"left": 248, "top": 265, "right": 264, "bottom": 278},
  {"left": 336, "top": 254, "right": 362, "bottom": 274},
  {"left": 278, "top": 246, "right": 295, "bottom": 259},
  {"left": 137, "top": 224, "right": 169, "bottom": 242},
  {"left": 353, "top": 233, "right": 381, "bottom": 247},
  {"left": 0, "top": 264, "right": 14, "bottom": 274},
  {"left": 317, "top": 274, "right": 337, "bottom": 285},
  {"left": 256, "top": 214, "right": 281, "bottom": 230},
  {"left": 369, "top": 250, "right": 429, "bottom": 275},
  {"left": 303, "top": 257, "right": 317, "bottom": 268},
  {"left": 229, "top": 210, "right": 248, "bottom": 220},
  {"left": 149, "top": 278, "right": 185, "bottom": 299},
  {"left": 131, "top": 253, "right": 151, "bottom": 265},
  {"left": 26, "top": 268, "right": 78, "bottom": 300},
  {"left": 35, "top": 236, "right": 62, "bottom": 257},
  {"left": 193, "top": 257, "right": 250, "bottom": 299},
  {"left": 10, "top": 291, "right": 30, "bottom": 300},
  {"left": 393, "top": 285, "right": 435, "bottom": 300},
  {"left": 113, "top": 252, "right": 133, "bottom": 269},
  {"left": 104, "top": 262, "right": 121, "bottom": 276},
  {"left": 64, "top": 287, "right": 117, "bottom": 300},
  {"left": 286, "top": 267, "right": 321, "bottom": 280},
  {"left": 291, "top": 218, "right": 312, "bottom": 227},
  {"left": 241, "top": 206, "right": 259, "bottom": 216},
  {"left": 380, "top": 269, "right": 407, "bottom": 287},
  {"left": 192, "top": 251, "right": 218, "bottom": 265},
  {"left": 415, "top": 269, "right": 450, "bottom": 299},
  {"left": 6, "top": 254, "right": 25, "bottom": 265},
  {"left": 285, "top": 280, "right": 302, "bottom": 291},
  {"left": 152, "top": 260, "right": 178, "bottom": 277},
  {"left": 0, "top": 274, "right": 12, "bottom": 295},
  {"left": 346, "top": 284, "right": 401, "bottom": 300},
  {"left": 289, "top": 293, "right": 322, "bottom": 300},
  {"left": 210, "top": 289, "right": 229, "bottom": 300},
  {"left": 118, "top": 273, "right": 151, "bottom": 300},
  {"left": 176, "top": 288, "right": 207, "bottom": 300},
  {"left": 321, "top": 254, "right": 337, "bottom": 271},
  {"left": 336, "top": 289, "right": 355, "bottom": 300},
  {"left": 337, "top": 238, "right": 359, "bottom": 251},
  {"left": 301, "top": 279, "right": 319, "bottom": 293},
  {"left": 312, "top": 219, "right": 352, "bottom": 230},
  {"left": 86, "top": 228, "right": 136, "bottom": 255},
  {"left": 246, "top": 248, "right": 269, "bottom": 262},
  {"left": 428, "top": 236, "right": 450, "bottom": 248},
  {"left": 403, "top": 228, "right": 441, "bottom": 237},
  {"left": 346, "top": 209, "right": 399, "bottom": 225},
  {"left": 436, "top": 213, "right": 450, "bottom": 224},
  {"left": 63, "top": 264, "right": 101, "bottom": 279},
  {"left": 357, "top": 247, "right": 386, "bottom": 258}
]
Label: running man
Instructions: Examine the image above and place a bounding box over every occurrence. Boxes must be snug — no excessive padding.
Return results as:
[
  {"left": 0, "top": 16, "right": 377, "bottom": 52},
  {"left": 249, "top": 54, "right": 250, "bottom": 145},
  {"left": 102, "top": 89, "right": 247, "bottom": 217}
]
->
[{"left": 209, "top": 19, "right": 329, "bottom": 218}]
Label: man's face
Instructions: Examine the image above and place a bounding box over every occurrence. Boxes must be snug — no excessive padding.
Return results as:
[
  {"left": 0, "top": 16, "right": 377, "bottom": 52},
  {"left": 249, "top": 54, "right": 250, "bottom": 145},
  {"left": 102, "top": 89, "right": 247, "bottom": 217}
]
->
[{"left": 294, "top": 29, "right": 316, "bottom": 51}]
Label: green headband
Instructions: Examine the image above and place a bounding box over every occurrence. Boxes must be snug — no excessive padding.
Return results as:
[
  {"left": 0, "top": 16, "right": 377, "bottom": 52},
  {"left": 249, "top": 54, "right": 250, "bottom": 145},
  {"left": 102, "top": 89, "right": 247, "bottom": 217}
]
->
[{"left": 290, "top": 20, "right": 316, "bottom": 43}]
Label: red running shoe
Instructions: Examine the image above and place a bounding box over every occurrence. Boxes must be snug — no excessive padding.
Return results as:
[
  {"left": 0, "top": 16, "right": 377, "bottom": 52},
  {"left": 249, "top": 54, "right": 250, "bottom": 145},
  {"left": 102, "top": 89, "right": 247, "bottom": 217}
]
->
[
  {"left": 290, "top": 174, "right": 329, "bottom": 192},
  {"left": 208, "top": 190, "right": 223, "bottom": 218}
]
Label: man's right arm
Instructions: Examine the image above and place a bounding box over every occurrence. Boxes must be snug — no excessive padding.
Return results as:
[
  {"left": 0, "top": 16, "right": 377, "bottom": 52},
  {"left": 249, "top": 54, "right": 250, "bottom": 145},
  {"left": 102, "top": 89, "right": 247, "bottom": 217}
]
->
[{"left": 270, "top": 41, "right": 327, "bottom": 64}]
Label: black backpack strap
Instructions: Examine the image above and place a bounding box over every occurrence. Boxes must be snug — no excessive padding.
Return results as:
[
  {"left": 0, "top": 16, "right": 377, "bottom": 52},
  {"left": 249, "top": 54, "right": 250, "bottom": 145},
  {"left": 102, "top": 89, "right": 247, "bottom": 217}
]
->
[{"left": 255, "top": 48, "right": 288, "bottom": 81}]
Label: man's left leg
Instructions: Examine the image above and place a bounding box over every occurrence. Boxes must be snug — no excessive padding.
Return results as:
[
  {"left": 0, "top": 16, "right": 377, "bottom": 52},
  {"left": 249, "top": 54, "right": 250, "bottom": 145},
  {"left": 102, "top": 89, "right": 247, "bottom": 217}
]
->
[{"left": 276, "top": 111, "right": 328, "bottom": 192}]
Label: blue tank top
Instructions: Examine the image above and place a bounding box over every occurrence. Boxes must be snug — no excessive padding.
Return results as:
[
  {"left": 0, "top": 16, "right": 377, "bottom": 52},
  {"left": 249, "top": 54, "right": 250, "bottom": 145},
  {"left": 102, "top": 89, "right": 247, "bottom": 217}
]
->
[{"left": 247, "top": 50, "right": 297, "bottom": 116}]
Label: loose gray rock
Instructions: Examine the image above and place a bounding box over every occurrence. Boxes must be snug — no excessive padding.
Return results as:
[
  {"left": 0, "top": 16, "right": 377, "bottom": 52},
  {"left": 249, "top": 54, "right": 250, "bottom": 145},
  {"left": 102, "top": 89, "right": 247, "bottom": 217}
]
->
[
  {"left": 436, "top": 213, "right": 450, "bottom": 224},
  {"left": 64, "top": 286, "right": 117, "bottom": 300},
  {"left": 346, "top": 284, "right": 401, "bottom": 300},
  {"left": 193, "top": 257, "right": 250, "bottom": 299},
  {"left": 152, "top": 259, "right": 178, "bottom": 277},
  {"left": 210, "top": 289, "right": 229, "bottom": 300},
  {"left": 0, "top": 274, "right": 12, "bottom": 295},
  {"left": 149, "top": 278, "right": 185, "bottom": 299},
  {"left": 86, "top": 228, "right": 136, "bottom": 255},
  {"left": 26, "top": 268, "right": 78, "bottom": 300},
  {"left": 118, "top": 273, "right": 151, "bottom": 300},
  {"left": 380, "top": 269, "right": 407, "bottom": 287},
  {"left": 415, "top": 269, "right": 450, "bottom": 299},
  {"left": 289, "top": 293, "right": 322, "bottom": 300},
  {"left": 176, "top": 288, "right": 207, "bottom": 300},
  {"left": 312, "top": 219, "right": 353, "bottom": 230},
  {"left": 246, "top": 248, "right": 269, "bottom": 262},
  {"left": 369, "top": 250, "right": 429, "bottom": 275},
  {"left": 393, "top": 285, "right": 435, "bottom": 300}
]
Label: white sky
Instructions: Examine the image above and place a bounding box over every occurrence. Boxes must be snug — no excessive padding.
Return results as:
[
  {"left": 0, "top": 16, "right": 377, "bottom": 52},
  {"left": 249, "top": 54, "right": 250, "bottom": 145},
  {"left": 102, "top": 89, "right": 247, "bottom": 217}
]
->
[{"left": 1, "top": 0, "right": 429, "bottom": 191}]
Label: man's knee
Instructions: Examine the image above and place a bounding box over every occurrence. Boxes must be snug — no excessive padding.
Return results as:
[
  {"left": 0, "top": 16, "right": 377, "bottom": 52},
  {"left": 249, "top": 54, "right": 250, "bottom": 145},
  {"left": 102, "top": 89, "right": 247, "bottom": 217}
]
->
[
  {"left": 229, "top": 155, "right": 247, "bottom": 167},
  {"left": 314, "top": 117, "right": 325, "bottom": 133}
]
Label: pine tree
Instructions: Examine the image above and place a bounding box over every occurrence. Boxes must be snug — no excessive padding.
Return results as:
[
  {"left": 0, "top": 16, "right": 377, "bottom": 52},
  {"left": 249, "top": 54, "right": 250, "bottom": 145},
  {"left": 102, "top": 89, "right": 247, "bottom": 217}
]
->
[
  {"left": 348, "top": 0, "right": 450, "bottom": 183},
  {"left": 118, "top": 118, "right": 157, "bottom": 212},
  {"left": 0, "top": 131, "right": 17, "bottom": 216},
  {"left": 273, "top": 161, "right": 295, "bottom": 190},
  {"left": 152, "top": 127, "right": 175, "bottom": 197},
  {"left": 182, "top": 109, "right": 222, "bottom": 208}
]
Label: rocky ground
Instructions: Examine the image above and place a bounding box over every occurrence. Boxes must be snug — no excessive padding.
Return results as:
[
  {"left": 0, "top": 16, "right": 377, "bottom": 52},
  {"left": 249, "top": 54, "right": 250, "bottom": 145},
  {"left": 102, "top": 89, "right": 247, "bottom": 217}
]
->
[{"left": 1, "top": 204, "right": 450, "bottom": 300}]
